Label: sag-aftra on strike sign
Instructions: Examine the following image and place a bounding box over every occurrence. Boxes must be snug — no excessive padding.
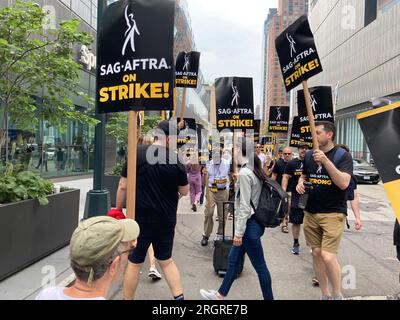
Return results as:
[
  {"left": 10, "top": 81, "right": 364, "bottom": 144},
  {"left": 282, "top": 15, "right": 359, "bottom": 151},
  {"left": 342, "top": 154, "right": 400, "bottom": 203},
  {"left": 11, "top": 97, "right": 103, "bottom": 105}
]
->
[
  {"left": 96, "top": 0, "right": 175, "bottom": 113},
  {"left": 275, "top": 15, "right": 323, "bottom": 92}
]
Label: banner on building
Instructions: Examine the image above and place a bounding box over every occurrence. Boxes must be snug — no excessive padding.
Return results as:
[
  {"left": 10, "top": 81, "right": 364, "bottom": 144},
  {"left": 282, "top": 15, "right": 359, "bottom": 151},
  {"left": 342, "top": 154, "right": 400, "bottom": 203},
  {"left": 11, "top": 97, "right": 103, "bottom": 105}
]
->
[
  {"left": 298, "top": 86, "right": 335, "bottom": 123},
  {"left": 96, "top": 0, "right": 175, "bottom": 113},
  {"left": 289, "top": 116, "right": 313, "bottom": 148},
  {"left": 175, "top": 51, "right": 201, "bottom": 88},
  {"left": 357, "top": 102, "right": 400, "bottom": 222},
  {"left": 268, "top": 106, "right": 290, "bottom": 133},
  {"left": 275, "top": 15, "right": 323, "bottom": 92},
  {"left": 216, "top": 77, "right": 255, "bottom": 131}
]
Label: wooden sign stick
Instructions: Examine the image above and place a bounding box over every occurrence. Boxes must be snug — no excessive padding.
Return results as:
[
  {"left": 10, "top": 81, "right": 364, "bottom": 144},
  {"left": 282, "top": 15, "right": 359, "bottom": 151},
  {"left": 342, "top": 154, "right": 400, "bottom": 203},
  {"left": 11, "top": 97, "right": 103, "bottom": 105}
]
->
[
  {"left": 179, "top": 87, "right": 187, "bottom": 126},
  {"left": 302, "top": 81, "right": 319, "bottom": 150},
  {"left": 126, "top": 110, "right": 138, "bottom": 220}
]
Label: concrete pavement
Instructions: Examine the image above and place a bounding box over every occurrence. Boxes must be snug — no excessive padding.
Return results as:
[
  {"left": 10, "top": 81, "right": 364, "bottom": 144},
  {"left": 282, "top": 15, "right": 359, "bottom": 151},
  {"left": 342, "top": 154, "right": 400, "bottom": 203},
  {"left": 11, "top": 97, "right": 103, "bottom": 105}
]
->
[{"left": 0, "top": 177, "right": 399, "bottom": 300}]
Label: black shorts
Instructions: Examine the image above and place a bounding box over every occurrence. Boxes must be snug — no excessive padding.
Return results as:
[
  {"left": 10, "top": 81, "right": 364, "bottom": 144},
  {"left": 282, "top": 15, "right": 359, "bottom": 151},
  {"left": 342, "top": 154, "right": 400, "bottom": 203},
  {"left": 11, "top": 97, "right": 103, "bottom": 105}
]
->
[
  {"left": 289, "top": 208, "right": 304, "bottom": 225},
  {"left": 129, "top": 224, "right": 175, "bottom": 264}
]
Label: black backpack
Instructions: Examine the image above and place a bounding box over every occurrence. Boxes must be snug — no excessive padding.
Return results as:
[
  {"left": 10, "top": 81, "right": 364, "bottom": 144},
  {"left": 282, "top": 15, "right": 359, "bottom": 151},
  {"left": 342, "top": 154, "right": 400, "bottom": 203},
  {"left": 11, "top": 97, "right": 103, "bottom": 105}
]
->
[{"left": 251, "top": 178, "right": 289, "bottom": 228}]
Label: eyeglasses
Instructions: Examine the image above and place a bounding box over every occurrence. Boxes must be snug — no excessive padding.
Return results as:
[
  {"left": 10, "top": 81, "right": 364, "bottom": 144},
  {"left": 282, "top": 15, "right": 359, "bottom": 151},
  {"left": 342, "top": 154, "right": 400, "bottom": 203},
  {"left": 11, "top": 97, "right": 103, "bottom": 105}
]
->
[{"left": 284, "top": 153, "right": 292, "bottom": 155}]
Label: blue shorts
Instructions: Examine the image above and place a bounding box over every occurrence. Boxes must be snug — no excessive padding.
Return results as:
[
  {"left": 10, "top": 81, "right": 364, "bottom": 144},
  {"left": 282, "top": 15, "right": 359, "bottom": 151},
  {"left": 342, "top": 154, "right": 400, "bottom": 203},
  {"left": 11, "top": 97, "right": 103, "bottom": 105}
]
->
[
  {"left": 129, "top": 224, "right": 175, "bottom": 263},
  {"left": 289, "top": 208, "right": 304, "bottom": 225}
]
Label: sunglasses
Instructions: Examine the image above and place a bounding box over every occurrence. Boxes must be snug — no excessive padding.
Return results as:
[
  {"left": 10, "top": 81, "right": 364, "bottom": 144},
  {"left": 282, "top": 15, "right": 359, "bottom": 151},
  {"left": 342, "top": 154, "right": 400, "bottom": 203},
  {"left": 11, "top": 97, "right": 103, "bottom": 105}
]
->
[{"left": 284, "top": 153, "right": 292, "bottom": 155}]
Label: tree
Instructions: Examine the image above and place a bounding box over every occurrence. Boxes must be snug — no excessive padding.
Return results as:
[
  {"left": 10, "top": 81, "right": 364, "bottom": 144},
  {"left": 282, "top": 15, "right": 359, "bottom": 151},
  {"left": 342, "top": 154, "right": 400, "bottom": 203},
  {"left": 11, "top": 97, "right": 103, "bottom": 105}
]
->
[
  {"left": 106, "top": 113, "right": 162, "bottom": 147},
  {"left": 0, "top": 0, "right": 98, "bottom": 163}
]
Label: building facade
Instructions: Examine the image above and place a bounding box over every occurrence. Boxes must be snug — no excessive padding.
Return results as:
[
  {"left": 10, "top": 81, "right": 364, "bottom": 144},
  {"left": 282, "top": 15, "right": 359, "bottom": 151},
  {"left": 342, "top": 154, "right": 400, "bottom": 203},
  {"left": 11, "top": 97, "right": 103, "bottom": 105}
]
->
[
  {"left": 306, "top": 0, "right": 400, "bottom": 160},
  {"left": 1, "top": 0, "right": 209, "bottom": 178},
  {"left": 0, "top": 0, "right": 98, "bottom": 179},
  {"left": 262, "top": 1, "right": 309, "bottom": 126}
]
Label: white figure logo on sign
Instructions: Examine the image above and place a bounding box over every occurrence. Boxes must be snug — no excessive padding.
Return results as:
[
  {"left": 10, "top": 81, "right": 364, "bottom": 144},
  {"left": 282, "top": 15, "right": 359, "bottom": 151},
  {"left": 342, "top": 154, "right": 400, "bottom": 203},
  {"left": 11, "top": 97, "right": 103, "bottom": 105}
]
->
[
  {"left": 231, "top": 83, "right": 240, "bottom": 107},
  {"left": 183, "top": 53, "right": 190, "bottom": 71},
  {"left": 122, "top": 5, "right": 140, "bottom": 56},
  {"left": 310, "top": 95, "right": 318, "bottom": 113},
  {"left": 286, "top": 33, "right": 297, "bottom": 58}
]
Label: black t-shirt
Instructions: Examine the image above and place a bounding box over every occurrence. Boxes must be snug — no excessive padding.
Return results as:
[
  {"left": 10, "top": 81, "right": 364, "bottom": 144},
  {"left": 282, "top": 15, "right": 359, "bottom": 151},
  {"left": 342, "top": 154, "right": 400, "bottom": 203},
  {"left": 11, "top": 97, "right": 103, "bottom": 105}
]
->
[
  {"left": 303, "top": 146, "right": 353, "bottom": 214},
  {"left": 121, "top": 145, "right": 188, "bottom": 227},
  {"left": 284, "top": 158, "right": 304, "bottom": 193},
  {"left": 272, "top": 158, "right": 288, "bottom": 185}
]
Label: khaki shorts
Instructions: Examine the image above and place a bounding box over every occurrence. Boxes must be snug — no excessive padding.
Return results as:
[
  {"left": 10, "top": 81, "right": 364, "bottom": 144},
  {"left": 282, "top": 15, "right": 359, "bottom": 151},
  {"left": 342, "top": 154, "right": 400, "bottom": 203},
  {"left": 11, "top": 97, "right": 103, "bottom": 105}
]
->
[{"left": 303, "top": 212, "right": 346, "bottom": 254}]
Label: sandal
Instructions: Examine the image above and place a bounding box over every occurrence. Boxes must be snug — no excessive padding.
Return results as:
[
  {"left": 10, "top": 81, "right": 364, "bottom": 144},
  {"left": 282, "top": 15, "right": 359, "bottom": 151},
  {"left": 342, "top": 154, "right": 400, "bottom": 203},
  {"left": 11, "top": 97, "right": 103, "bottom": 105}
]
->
[{"left": 281, "top": 225, "right": 289, "bottom": 233}]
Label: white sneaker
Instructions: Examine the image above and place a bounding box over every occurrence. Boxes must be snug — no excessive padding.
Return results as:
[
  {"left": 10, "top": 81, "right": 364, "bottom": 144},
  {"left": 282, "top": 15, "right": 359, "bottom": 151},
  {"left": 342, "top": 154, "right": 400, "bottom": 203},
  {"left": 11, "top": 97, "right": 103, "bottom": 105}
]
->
[
  {"left": 148, "top": 267, "right": 162, "bottom": 280},
  {"left": 200, "top": 289, "right": 221, "bottom": 300}
]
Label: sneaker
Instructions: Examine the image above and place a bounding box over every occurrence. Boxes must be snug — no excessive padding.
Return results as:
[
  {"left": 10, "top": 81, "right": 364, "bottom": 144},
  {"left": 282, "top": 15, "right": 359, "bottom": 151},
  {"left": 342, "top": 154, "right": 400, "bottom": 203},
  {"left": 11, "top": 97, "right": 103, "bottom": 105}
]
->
[
  {"left": 321, "top": 295, "right": 332, "bottom": 300},
  {"left": 332, "top": 294, "right": 344, "bottom": 300},
  {"left": 191, "top": 204, "right": 197, "bottom": 212},
  {"left": 312, "top": 277, "right": 319, "bottom": 287},
  {"left": 200, "top": 289, "right": 222, "bottom": 300},
  {"left": 291, "top": 244, "right": 300, "bottom": 255},
  {"left": 148, "top": 268, "right": 162, "bottom": 281},
  {"left": 201, "top": 236, "right": 209, "bottom": 246}
]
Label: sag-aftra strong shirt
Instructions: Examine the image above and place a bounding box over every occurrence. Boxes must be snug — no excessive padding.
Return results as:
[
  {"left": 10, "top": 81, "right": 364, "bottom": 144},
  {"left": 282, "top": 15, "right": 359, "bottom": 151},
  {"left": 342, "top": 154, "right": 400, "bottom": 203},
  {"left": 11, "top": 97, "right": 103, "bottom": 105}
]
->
[{"left": 302, "top": 147, "right": 353, "bottom": 214}]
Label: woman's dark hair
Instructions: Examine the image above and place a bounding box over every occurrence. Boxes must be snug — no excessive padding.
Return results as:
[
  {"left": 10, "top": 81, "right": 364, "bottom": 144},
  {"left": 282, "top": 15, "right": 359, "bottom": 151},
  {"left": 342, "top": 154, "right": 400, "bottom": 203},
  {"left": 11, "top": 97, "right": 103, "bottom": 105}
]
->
[{"left": 239, "top": 138, "right": 268, "bottom": 182}]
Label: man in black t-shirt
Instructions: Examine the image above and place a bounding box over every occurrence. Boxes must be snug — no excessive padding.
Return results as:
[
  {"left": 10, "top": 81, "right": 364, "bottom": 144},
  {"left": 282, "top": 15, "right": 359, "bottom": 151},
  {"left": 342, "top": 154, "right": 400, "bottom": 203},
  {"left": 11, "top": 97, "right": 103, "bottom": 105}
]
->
[
  {"left": 282, "top": 143, "right": 309, "bottom": 255},
  {"left": 117, "top": 121, "right": 189, "bottom": 301},
  {"left": 296, "top": 121, "right": 353, "bottom": 300},
  {"left": 272, "top": 147, "right": 293, "bottom": 233}
]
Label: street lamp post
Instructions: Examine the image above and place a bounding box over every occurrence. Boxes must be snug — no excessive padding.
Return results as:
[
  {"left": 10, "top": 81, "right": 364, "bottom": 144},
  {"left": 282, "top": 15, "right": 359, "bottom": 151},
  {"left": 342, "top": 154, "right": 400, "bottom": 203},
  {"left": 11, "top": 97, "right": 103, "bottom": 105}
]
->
[{"left": 84, "top": 0, "right": 110, "bottom": 219}]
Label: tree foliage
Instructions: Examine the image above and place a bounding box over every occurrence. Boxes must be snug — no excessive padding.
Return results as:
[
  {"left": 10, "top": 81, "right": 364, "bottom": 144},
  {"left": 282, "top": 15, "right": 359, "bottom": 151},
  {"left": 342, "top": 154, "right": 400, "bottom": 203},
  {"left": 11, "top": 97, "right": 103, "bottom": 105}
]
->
[{"left": 0, "top": 0, "right": 98, "bottom": 146}]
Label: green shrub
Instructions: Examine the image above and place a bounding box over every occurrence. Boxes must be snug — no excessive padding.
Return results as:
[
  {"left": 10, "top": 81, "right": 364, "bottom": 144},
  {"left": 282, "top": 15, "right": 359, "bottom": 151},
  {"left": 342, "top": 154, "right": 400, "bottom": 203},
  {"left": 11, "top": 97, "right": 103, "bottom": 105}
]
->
[{"left": 0, "top": 167, "right": 54, "bottom": 205}]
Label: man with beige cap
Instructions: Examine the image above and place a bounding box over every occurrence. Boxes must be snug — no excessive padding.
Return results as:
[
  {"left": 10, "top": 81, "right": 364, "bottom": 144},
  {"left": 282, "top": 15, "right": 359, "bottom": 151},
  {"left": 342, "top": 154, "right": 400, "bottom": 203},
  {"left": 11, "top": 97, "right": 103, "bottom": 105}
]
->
[{"left": 36, "top": 216, "right": 140, "bottom": 300}]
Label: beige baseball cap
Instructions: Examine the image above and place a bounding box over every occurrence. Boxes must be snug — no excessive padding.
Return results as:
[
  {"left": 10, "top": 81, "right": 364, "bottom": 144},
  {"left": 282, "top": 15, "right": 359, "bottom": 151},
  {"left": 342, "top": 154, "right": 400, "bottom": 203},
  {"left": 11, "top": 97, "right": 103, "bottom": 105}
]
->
[{"left": 70, "top": 216, "right": 140, "bottom": 270}]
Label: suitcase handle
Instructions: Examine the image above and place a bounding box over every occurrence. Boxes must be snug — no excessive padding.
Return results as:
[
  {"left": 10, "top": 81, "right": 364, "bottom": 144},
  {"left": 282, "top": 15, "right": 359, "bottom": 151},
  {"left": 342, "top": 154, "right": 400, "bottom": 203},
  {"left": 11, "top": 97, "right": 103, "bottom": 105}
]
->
[{"left": 222, "top": 201, "right": 235, "bottom": 242}]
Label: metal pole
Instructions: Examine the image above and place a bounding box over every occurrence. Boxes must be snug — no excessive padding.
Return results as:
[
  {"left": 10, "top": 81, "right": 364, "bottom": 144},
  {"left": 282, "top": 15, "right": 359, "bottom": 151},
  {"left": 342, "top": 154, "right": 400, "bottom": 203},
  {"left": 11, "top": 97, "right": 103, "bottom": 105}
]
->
[{"left": 84, "top": 0, "right": 110, "bottom": 219}]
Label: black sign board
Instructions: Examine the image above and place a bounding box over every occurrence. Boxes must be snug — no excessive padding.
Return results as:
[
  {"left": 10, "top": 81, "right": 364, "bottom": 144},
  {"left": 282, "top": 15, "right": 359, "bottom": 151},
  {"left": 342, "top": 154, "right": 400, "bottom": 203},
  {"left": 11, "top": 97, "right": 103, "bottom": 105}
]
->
[
  {"left": 289, "top": 116, "right": 313, "bottom": 148},
  {"left": 97, "top": 0, "right": 175, "bottom": 113},
  {"left": 216, "top": 77, "right": 254, "bottom": 131},
  {"left": 268, "top": 106, "right": 290, "bottom": 133},
  {"left": 175, "top": 51, "right": 201, "bottom": 88},
  {"left": 298, "top": 86, "right": 334, "bottom": 123},
  {"left": 177, "top": 118, "right": 197, "bottom": 148},
  {"left": 275, "top": 15, "right": 323, "bottom": 92},
  {"left": 358, "top": 104, "right": 400, "bottom": 222}
]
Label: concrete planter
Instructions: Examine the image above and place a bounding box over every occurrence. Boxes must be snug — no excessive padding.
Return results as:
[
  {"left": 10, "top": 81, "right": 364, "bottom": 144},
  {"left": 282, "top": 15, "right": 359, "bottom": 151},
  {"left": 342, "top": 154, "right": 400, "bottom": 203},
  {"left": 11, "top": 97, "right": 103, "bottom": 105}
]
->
[
  {"left": 104, "top": 175, "right": 124, "bottom": 208},
  {"left": 0, "top": 189, "right": 80, "bottom": 281}
]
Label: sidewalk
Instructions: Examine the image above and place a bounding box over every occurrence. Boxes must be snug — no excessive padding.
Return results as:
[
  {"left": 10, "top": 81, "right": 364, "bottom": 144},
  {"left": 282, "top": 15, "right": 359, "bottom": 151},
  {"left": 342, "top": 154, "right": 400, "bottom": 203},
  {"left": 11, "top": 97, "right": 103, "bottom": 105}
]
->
[
  {"left": 0, "top": 177, "right": 399, "bottom": 300},
  {"left": 0, "top": 176, "right": 93, "bottom": 300}
]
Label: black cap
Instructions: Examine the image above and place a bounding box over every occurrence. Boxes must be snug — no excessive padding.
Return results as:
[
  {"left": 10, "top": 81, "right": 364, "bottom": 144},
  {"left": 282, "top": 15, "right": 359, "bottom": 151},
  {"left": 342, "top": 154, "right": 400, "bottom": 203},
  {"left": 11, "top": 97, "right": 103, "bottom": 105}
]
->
[
  {"left": 298, "top": 142, "right": 309, "bottom": 148},
  {"left": 156, "top": 121, "right": 179, "bottom": 137}
]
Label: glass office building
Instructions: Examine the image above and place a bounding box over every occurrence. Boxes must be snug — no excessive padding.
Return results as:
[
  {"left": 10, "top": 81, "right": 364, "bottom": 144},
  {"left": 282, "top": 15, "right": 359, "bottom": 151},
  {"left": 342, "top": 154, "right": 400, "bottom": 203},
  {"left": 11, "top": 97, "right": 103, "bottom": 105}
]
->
[{"left": 0, "top": 0, "right": 98, "bottom": 178}]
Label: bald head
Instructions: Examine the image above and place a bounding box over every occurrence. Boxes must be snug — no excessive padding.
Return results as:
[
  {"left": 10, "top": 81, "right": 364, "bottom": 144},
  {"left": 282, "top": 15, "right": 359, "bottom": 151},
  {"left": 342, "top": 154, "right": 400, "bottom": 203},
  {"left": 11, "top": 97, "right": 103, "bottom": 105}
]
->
[{"left": 282, "top": 147, "right": 293, "bottom": 162}]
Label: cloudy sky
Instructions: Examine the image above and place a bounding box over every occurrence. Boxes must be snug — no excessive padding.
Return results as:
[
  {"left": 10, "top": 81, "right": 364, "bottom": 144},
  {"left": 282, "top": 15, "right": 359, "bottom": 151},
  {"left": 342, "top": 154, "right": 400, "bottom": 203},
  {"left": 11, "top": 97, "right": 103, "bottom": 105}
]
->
[{"left": 187, "top": 0, "right": 279, "bottom": 107}]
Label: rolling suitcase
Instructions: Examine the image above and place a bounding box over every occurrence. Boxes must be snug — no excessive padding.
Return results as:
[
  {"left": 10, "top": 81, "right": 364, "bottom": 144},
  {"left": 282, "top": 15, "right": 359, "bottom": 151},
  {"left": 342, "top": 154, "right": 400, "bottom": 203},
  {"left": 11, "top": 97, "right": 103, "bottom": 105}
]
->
[{"left": 213, "top": 201, "right": 244, "bottom": 278}]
